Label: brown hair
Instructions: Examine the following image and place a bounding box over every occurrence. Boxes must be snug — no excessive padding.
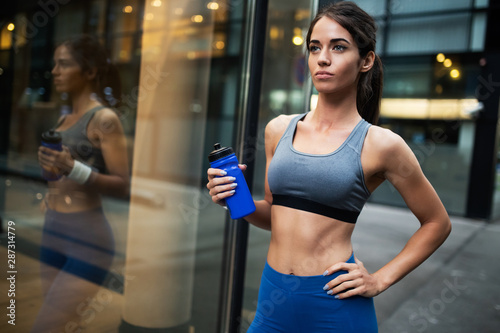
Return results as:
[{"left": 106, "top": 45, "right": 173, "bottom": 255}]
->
[
  {"left": 306, "top": 1, "right": 383, "bottom": 124},
  {"left": 61, "top": 34, "right": 122, "bottom": 108}
]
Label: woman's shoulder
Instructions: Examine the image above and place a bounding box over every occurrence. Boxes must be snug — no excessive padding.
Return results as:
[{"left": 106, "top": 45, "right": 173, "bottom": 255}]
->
[
  {"left": 366, "top": 124, "right": 408, "bottom": 156},
  {"left": 265, "top": 113, "right": 301, "bottom": 137},
  {"left": 264, "top": 113, "right": 301, "bottom": 151},
  {"left": 90, "top": 106, "right": 124, "bottom": 134}
]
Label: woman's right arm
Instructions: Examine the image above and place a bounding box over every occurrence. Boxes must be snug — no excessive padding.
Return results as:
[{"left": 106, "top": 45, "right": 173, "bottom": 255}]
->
[{"left": 206, "top": 115, "right": 289, "bottom": 230}]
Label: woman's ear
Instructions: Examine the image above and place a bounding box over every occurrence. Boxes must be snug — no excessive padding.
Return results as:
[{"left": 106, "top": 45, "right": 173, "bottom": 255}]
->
[
  {"left": 86, "top": 67, "right": 97, "bottom": 81},
  {"left": 360, "top": 51, "right": 375, "bottom": 73}
]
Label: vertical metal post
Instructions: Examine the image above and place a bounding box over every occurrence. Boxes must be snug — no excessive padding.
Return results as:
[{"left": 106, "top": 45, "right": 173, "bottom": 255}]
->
[
  {"left": 217, "top": 0, "right": 268, "bottom": 332},
  {"left": 466, "top": 2, "right": 500, "bottom": 220}
]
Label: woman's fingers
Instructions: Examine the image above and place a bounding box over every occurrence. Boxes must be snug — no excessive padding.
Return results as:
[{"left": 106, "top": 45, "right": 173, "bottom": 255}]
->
[
  {"left": 322, "top": 257, "right": 381, "bottom": 299},
  {"left": 207, "top": 168, "right": 227, "bottom": 179},
  {"left": 207, "top": 168, "right": 238, "bottom": 205},
  {"left": 208, "top": 177, "right": 237, "bottom": 195}
]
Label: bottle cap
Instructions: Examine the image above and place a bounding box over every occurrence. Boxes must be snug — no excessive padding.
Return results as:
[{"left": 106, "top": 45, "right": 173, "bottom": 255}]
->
[
  {"left": 41, "top": 129, "right": 62, "bottom": 143},
  {"left": 208, "top": 143, "right": 234, "bottom": 162}
]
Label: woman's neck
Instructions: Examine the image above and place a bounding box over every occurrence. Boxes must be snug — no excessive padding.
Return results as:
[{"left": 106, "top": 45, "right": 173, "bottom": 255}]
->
[
  {"left": 70, "top": 88, "right": 100, "bottom": 115},
  {"left": 311, "top": 92, "right": 361, "bottom": 129}
]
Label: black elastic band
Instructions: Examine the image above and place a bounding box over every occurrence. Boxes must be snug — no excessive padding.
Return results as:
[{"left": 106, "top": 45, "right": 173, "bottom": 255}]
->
[{"left": 272, "top": 194, "right": 359, "bottom": 223}]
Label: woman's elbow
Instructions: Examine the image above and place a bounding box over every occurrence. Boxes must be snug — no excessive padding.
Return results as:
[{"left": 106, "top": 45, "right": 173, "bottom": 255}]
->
[
  {"left": 112, "top": 176, "right": 130, "bottom": 198},
  {"left": 439, "top": 216, "right": 452, "bottom": 243},
  {"left": 120, "top": 178, "right": 131, "bottom": 198}
]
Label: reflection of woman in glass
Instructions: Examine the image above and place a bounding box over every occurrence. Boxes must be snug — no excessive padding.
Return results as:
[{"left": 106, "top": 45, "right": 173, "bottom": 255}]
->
[
  {"left": 207, "top": 2, "right": 451, "bottom": 332},
  {"left": 35, "top": 34, "right": 129, "bottom": 331}
]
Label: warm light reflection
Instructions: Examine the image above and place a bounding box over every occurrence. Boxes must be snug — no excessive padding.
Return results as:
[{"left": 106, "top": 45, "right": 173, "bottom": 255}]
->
[
  {"left": 443, "top": 58, "right": 452, "bottom": 67},
  {"left": 191, "top": 15, "right": 204, "bottom": 23},
  {"left": 7, "top": 23, "right": 15, "bottom": 31},
  {"left": 123, "top": 5, "right": 133, "bottom": 13},
  {"left": 214, "top": 41, "right": 225, "bottom": 50},
  {"left": 293, "top": 27, "right": 303, "bottom": 45},
  {"left": 293, "top": 36, "right": 304, "bottom": 45},
  {"left": 436, "top": 53, "right": 445, "bottom": 62},
  {"left": 270, "top": 26, "right": 280, "bottom": 40},
  {"left": 450, "top": 69, "right": 460, "bottom": 79},
  {"left": 207, "top": 2, "right": 219, "bottom": 10},
  {"left": 145, "top": 13, "right": 154, "bottom": 20},
  {"left": 174, "top": 8, "right": 183, "bottom": 15},
  {"left": 381, "top": 98, "right": 477, "bottom": 119},
  {"left": 152, "top": 0, "right": 162, "bottom": 7}
]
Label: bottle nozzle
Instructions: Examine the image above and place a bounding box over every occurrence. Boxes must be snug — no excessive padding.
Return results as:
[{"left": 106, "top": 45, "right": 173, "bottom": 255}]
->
[{"left": 208, "top": 142, "right": 233, "bottom": 162}]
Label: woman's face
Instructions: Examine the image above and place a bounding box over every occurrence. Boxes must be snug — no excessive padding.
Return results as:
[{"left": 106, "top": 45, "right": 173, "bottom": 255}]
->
[
  {"left": 51, "top": 45, "right": 92, "bottom": 94},
  {"left": 308, "top": 17, "right": 368, "bottom": 96}
]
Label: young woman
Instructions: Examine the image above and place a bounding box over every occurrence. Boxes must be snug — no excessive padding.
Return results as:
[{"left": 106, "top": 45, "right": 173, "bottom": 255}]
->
[
  {"left": 207, "top": 2, "right": 451, "bottom": 332},
  {"left": 35, "top": 34, "right": 129, "bottom": 331}
]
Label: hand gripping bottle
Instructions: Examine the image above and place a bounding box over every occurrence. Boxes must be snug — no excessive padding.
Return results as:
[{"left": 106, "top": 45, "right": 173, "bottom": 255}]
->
[
  {"left": 41, "top": 129, "right": 63, "bottom": 180},
  {"left": 208, "top": 143, "right": 256, "bottom": 219}
]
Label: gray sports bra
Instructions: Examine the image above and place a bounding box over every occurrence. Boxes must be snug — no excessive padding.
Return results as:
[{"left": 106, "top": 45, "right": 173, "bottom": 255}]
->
[
  {"left": 267, "top": 112, "right": 371, "bottom": 223},
  {"left": 55, "top": 106, "right": 107, "bottom": 174}
]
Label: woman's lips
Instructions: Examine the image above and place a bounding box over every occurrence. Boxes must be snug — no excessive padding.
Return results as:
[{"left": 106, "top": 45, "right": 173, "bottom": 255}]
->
[{"left": 315, "top": 71, "right": 334, "bottom": 79}]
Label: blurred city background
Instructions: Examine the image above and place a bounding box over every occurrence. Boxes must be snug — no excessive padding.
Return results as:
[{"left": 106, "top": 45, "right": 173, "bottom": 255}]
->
[{"left": 0, "top": 0, "right": 499, "bottom": 332}]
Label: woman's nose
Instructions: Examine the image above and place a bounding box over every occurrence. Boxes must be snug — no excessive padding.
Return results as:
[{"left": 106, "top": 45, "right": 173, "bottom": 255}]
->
[{"left": 318, "top": 50, "right": 331, "bottom": 66}]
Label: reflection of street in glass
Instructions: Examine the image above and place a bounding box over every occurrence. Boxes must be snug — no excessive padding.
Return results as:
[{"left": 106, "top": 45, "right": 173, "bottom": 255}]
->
[{"left": 33, "top": 34, "right": 129, "bottom": 332}]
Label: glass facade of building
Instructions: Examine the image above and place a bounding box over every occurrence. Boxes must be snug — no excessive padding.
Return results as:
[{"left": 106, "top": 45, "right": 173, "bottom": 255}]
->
[{"left": 0, "top": 0, "right": 498, "bottom": 332}]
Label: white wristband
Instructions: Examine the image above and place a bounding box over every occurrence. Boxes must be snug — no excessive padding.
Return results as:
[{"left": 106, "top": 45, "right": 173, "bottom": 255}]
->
[{"left": 67, "top": 160, "right": 92, "bottom": 185}]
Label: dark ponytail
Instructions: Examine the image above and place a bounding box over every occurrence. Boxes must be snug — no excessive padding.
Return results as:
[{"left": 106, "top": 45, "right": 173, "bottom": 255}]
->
[
  {"left": 60, "top": 34, "right": 122, "bottom": 108},
  {"left": 358, "top": 54, "right": 383, "bottom": 124},
  {"left": 306, "top": 1, "right": 383, "bottom": 124}
]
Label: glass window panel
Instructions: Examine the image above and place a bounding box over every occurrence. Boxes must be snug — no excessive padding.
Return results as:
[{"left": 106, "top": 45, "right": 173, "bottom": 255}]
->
[
  {"left": 352, "top": 0, "right": 386, "bottom": 17},
  {"left": 475, "top": 0, "right": 489, "bottom": 8},
  {"left": 0, "top": 0, "right": 248, "bottom": 331},
  {"left": 387, "top": 14, "right": 470, "bottom": 55},
  {"left": 470, "top": 12, "right": 487, "bottom": 51},
  {"left": 111, "top": 36, "right": 134, "bottom": 63},
  {"left": 89, "top": 0, "right": 107, "bottom": 35},
  {"left": 383, "top": 61, "right": 433, "bottom": 98},
  {"left": 390, "top": 0, "right": 472, "bottom": 14},
  {"left": 242, "top": 0, "right": 314, "bottom": 331},
  {"left": 53, "top": 1, "right": 86, "bottom": 42},
  {"left": 110, "top": 0, "right": 141, "bottom": 34},
  {"left": 375, "top": 19, "right": 385, "bottom": 55}
]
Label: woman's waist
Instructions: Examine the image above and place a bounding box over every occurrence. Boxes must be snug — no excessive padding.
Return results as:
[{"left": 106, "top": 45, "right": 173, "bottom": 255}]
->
[
  {"left": 263, "top": 252, "right": 355, "bottom": 292},
  {"left": 46, "top": 184, "right": 102, "bottom": 212},
  {"left": 267, "top": 237, "right": 353, "bottom": 276}
]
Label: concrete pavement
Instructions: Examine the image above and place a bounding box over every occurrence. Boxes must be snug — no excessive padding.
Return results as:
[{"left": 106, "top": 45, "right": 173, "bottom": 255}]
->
[{"left": 352, "top": 203, "right": 500, "bottom": 333}]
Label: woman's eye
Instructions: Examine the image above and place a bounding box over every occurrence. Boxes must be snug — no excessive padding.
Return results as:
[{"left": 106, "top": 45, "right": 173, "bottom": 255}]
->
[
  {"left": 333, "top": 45, "right": 346, "bottom": 51},
  {"left": 309, "top": 45, "right": 320, "bottom": 52}
]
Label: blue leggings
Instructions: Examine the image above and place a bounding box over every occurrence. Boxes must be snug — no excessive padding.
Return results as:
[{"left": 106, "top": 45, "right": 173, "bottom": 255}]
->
[
  {"left": 247, "top": 254, "right": 378, "bottom": 332},
  {"left": 40, "top": 207, "right": 115, "bottom": 285}
]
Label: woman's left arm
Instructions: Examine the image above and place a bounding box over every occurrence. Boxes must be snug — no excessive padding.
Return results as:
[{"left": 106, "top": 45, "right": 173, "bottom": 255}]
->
[
  {"left": 323, "top": 129, "right": 451, "bottom": 298},
  {"left": 85, "top": 109, "right": 130, "bottom": 197}
]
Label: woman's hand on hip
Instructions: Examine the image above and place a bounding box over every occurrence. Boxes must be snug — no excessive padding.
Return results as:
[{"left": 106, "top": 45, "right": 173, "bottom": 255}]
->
[
  {"left": 322, "top": 257, "right": 384, "bottom": 299},
  {"left": 206, "top": 164, "right": 246, "bottom": 207}
]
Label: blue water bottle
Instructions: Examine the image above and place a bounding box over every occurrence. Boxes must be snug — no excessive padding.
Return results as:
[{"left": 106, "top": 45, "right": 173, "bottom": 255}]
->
[
  {"left": 208, "top": 143, "right": 256, "bottom": 219},
  {"left": 41, "top": 129, "right": 63, "bottom": 181}
]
